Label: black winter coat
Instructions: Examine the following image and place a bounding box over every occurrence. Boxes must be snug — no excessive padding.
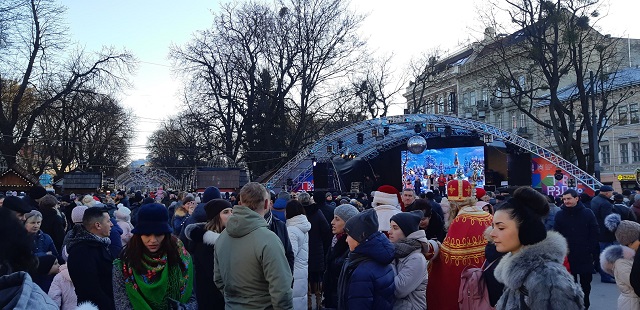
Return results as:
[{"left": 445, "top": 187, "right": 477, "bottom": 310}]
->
[
  {"left": 553, "top": 202, "right": 600, "bottom": 274},
  {"left": 591, "top": 194, "right": 615, "bottom": 242},
  {"left": 40, "top": 207, "right": 67, "bottom": 254},
  {"left": 323, "top": 234, "right": 349, "bottom": 309},
  {"left": 319, "top": 202, "right": 336, "bottom": 227},
  {"left": 483, "top": 243, "right": 506, "bottom": 307},
  {"left": 184, "top": 223, "right": 224, "bottom": 310},
  {"left": 66, "top": 225, "right": 115, "bottom": 310},
  {"left": 305, "top": 203, "right": 331, "bottom": 275},
  {"left": 266, "top": 211, "right": 295, "bottom": 273}
]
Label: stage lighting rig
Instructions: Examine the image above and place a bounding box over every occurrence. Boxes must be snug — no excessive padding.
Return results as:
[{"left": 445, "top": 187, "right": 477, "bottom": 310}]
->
[
  {"left": 357, "top": 132, "right": 364, "bottom": 144},
  {"left": 383, "top": 126, "right": 389, "bottom": 135},
  {"left": 414, "top": 124, "right": 422, "bottom": 133}
]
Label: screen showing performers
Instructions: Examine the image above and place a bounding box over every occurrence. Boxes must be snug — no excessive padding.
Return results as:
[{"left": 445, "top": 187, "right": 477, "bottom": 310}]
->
[{"left": 401, "top": 146, "right": 485, "bottom": 194}]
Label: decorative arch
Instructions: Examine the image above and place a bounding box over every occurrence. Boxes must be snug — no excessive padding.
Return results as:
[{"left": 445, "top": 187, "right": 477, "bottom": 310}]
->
[
  {"left": 266, "top": 114, "right": 602, "bottom": 191},
  {"left": 115, "top": 167, "right": 180, "bottom": 191}
]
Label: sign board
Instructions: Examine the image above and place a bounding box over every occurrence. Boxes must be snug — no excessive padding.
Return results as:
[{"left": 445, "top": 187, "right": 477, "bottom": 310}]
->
[{"left": 618, "top": 174, "right": 636, "bottom": 181}]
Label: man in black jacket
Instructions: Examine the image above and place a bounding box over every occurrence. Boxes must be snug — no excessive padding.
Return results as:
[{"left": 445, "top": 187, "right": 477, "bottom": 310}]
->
[
  {"left": 266, "top": 191, "right": 295, "bottom": 272},
  {"left": 66, "top": 206, "right": 115, "bottom": 309},
  {"left": 591, "top": 185, "right": 616, "bottom": 283}
]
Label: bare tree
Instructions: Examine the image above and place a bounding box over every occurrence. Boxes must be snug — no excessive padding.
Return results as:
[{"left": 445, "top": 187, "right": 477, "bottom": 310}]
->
[
  {"left": 169, "top": 0, "right": 370, "bottom": 177},
  {"left": 406, "top": 49, "right": 445, "bottom": 113},
  {"left": 480, "top": 0, "right": 630, "bottom": 173},
  {"left": 0, "top": 0, "right": 135, "bottom": 168}
]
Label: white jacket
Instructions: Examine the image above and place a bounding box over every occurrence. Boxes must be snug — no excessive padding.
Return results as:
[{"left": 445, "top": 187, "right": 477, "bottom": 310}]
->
[
  {"left": 374, "top": 205, "right": 401, "bottom": 232},
  {"left": 47, "top": 264, "right": 77, "bottom": 310},
  {"left": 286, "top": 214, "right": 311, "bottom": 310}
]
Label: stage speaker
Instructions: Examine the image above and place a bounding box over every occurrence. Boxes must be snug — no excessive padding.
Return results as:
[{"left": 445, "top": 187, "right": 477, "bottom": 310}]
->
[
  {"left": 507, "top": 152, "right": 532, "bottom": 186},
  {"left": 313, "top": 162, "right": 333, "bottom": 190}
]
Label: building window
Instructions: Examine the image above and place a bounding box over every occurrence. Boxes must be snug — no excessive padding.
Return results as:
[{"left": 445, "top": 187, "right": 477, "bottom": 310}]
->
[
  {"left": 619, "top": 105, "right": 628, "bottom": 125},
  {"left": 494, "top": 113, "right": 502, "bottom": 129},
  {"left": 512, "top": 115, "right": 517, "bottom": 129},
  {"left": 630, "top": 103, "right": 639, "bottom": 124},
  {"left": 632, "top": 142, "right": 640, "bottom": 162},
  {"left": 438, "top": 96, "right": 445, "bottom": 114},
  {"left": 544, "top": 119, "right": 552, "bottom": 135},
  {"left": 482, "top": 88, "right": 489, "bottom": 102},
  {"left": 601, "top": 145, "right": 610, "bottom": 165},
  {"left": 620, "top": 143, "right": 629, "bottom": 164},
  {"left": 462, "top": 92, "right": 469, "bottom": 109},
  {"left": 519, "top": 114, "right": 526, "bottom": 128},
  {"left": 448, "top": 92, "right": 457, "bottom": 114},
  {"left": 470, "top": 91, "right": 476, "bottom": 107}
]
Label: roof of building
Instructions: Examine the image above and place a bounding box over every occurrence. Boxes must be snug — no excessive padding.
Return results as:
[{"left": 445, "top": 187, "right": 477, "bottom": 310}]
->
[{"left": 535, "top": 67, "right": 640, "bottom": 107}]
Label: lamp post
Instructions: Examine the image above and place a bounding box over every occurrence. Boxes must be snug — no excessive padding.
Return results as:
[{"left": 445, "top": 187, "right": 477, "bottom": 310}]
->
[{"left": 590, "top": 71, "right": 601, "bottom": 181}]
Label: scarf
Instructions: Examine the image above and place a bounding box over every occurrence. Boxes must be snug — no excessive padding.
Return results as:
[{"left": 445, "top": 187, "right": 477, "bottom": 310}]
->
[
  {"left": 115, "top": 242, "right": 193, "bottom": 309},
  {"left": 332, "top": 233, "right": 346, "bottom": 248},
  {"left": 394, "top": 238, "right": 422, "bottom": 258}
]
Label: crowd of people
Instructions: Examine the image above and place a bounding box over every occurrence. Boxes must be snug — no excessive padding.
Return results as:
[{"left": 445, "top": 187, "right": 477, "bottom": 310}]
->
[{"left": 0, "top": 181, "right": 639, "bottom": 309}]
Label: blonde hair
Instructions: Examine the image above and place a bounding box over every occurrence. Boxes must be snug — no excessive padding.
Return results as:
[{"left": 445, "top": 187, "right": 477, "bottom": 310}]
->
[
  {"left": 448, "top": 196, "right": 477, "bottom": 223},
  {"left": 239, "top": 182, "right": 269, "bottom": 211}
]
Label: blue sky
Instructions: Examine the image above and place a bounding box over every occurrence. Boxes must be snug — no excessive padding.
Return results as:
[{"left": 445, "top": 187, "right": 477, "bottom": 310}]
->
[{"left": 59, "top": 0, "right": 640, "bottom": 160}]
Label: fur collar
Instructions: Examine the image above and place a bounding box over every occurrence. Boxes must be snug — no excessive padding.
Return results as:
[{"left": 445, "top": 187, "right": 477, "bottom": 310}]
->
[
  {"left": 203, "top": 231, "right": 220, "bottom": 246},
  {"left": 600, "top": 244, "right": 635, "bottom": 275},
  {"left": 494, "top": 231, "right": 567, "bottom": 289}
]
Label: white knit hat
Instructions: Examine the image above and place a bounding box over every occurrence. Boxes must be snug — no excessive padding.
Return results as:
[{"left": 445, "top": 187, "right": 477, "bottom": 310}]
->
[{"left": 372, "top": 185, "right": 400, "bottom": 207}]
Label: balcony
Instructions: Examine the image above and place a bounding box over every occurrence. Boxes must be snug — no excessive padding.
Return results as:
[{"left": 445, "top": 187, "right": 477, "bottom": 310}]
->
[
  {"left": 517, "top": 127, "right": 531, "bottom": 138},
  {"left": 476, "top": 100, "right": 488, "bottom": 111}
]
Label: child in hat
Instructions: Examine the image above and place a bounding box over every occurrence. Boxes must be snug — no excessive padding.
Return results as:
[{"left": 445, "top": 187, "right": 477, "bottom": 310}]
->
[
  {"left": 337, "top": 209, "right": 395, "bottom": 309},
  {"left": 601, "top": 213, "right": 640, "bottom": 309}
]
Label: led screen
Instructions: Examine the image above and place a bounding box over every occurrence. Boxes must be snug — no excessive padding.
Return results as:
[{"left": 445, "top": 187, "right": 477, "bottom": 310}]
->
[{"left": 401, "top": 146, "right": 485, "bottom": 193}]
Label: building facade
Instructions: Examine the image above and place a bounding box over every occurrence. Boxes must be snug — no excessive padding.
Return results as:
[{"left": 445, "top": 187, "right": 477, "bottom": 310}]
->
[{"left": 404, "top": 27, "right": 640, "bottom": 191}]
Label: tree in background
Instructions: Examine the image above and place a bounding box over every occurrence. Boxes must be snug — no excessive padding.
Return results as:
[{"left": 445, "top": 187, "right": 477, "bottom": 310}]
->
[
  {"left": 168, "top": 0, "right": 400, "bottom": 178},
  {"left": 480, "top": 0, "right": 631, "bottom": 174},
  {"left": 0, "top": 0, "right": 135, "bottom": 170}
]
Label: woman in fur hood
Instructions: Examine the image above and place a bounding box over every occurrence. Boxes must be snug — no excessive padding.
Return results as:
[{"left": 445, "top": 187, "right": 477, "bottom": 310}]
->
[
  {"left": 489, "top": 187, "right": 584, "bottom": 310},
  {"left": 601, "top": 213, "right": 640, "bottom": 310}
]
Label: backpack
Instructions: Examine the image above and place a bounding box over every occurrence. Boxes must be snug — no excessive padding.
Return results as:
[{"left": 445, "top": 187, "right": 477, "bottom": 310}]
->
[{"left": 458, "top": 259, "right": 497, "bottom": 310}]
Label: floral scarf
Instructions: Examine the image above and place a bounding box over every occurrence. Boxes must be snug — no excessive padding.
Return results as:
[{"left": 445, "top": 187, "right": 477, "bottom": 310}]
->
[{"left": 115, "top": 241, "right": 193, "bottom": 310}]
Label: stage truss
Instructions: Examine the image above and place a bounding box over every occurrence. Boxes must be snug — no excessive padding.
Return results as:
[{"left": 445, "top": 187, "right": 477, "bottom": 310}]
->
[
  {"left": 266, "top": 114, "right": 603, "bottom": 191},
  {"left": 115, "top": 166, "right": 180, "bottom": 192}
]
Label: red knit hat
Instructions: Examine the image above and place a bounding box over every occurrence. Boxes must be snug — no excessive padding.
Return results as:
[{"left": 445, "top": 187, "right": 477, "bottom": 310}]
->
[
  {"left": 447, "top": 180, "right": 473, "bottom": 201},
  {"left": 475, "top": 188, "right": 487, "bottom": 200},
  {"left": 372, "top": 185, "right": 401, "bottom": 207}
]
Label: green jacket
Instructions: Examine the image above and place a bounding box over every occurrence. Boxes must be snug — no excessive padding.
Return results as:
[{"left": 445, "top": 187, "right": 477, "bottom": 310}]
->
[{"left": 214, "top": 205, "right": 293, "bottom": 310}]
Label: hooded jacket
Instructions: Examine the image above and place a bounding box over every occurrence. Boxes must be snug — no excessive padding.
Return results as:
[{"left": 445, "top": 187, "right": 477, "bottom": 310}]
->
[
  {"left": 287, "top": 214, "right": 312, "bottom": 310},
  {"left": 600, "top": 245, "right": 639, "bottom": 310},
  {"left": 0, "top": 272, "right": 59, "bottom": 310},
  {"left": 494, "top": 231, "right": 584, "bottom": 310},
  {"left": 47, "top": 263, "right": 77, "bottom": 310},
  {"left": 66, "top": 224, "right": 114, "bottom": 310},
  {"left": 214, "top": 205, "right": 293, "bottom": 310},
  {"left": 392, "top": 230, "right": 428, "bottom": 310},
  {"left": 337, "top": 231, "right": 395, "bottom": 310}
]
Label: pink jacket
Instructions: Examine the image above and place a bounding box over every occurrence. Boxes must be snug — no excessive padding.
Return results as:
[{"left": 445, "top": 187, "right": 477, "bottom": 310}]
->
[{"left": 47, "top": 264, "right": 77, "bottom": 310}]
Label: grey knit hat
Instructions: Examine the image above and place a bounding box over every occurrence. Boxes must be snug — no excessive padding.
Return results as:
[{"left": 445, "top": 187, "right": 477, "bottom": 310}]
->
[
  {"left": 334, "top": 204, "right": 359, "bottom": 222},
  {"left": 605, "top": 213, "right": 640, "bottom": 246}
]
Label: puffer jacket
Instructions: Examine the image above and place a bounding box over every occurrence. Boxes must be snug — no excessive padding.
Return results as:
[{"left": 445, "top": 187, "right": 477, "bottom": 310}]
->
[
  {"left": 287, "top": 214, "right": 312, "bottom": 310},
  {"left": 0, "top": 271, "right": 58, "bottom": 310},
  {"left": 600, "top": 245, "right": 639, "bottom": 310},
  {"left": 391, "top": 230, "right": 427, "bottom": 310},
  {"left": 337, "top": 231, "right": 395, "bottom": 310},
  {"left": 323, "top": 233, "right": 349, "bottom": 309},
  {"left": 494, "top": 231, "right": 584, "bottom": 310},
  {"left": 47, "top": 263, "right": 77, "bottom": 310}
]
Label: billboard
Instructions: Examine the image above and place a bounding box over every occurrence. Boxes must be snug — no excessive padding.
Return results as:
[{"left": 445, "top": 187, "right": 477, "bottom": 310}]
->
[{"left": 531, "top": 155, "right": 595, "bottom": 197}]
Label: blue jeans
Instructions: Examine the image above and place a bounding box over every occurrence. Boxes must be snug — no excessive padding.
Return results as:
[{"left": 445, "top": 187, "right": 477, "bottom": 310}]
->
[{"left": 599, "top": 241, "right": 617, "bottom": 282}]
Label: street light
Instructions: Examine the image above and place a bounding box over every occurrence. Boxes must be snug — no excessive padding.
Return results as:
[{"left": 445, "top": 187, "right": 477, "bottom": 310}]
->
[{"left": 590, "top": 71, "right": 601, "bottom": 181}]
